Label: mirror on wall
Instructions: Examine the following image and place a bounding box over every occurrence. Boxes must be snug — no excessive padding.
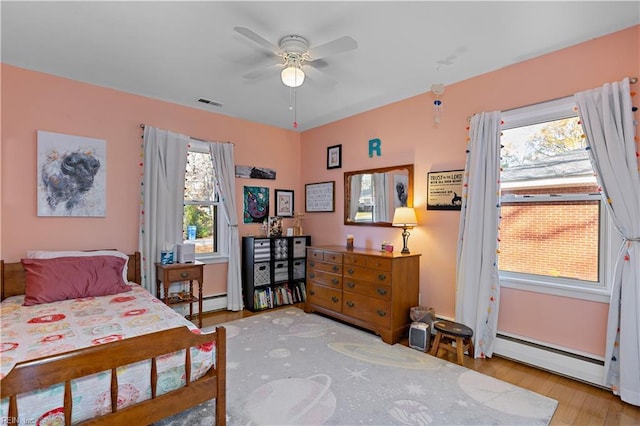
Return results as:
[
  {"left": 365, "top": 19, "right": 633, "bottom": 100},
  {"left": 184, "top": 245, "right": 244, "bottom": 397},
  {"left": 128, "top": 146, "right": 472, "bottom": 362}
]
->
[{"left": 344, "top": 164, "right": 414, "bottom": 227}]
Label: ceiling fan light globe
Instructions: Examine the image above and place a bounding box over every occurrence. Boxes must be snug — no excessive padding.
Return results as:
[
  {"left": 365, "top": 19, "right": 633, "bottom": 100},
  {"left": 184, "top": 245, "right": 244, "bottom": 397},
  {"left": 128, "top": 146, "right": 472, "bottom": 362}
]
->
[{"left": 281, "top": 66, "right": 305, "bottom": 88}]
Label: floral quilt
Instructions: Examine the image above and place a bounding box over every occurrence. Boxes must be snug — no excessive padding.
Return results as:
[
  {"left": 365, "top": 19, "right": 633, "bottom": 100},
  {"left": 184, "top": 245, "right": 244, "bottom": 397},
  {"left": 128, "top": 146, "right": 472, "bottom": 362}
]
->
[{"left": 0, "top": 284, "right": 215, "bottom": 424}]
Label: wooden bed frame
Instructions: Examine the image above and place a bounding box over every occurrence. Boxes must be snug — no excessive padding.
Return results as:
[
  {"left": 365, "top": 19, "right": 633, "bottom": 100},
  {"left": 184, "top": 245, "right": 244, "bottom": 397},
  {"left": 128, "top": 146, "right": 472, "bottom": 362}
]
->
[{"left": 0, "top": 252, "right": 226, "bottom": 426}]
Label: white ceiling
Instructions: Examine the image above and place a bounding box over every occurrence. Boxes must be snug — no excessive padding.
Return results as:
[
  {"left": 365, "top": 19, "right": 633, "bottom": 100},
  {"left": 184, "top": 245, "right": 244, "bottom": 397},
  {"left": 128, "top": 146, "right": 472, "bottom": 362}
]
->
[{"left": 2, "top": 1, "right": 639, "bottom": 132}]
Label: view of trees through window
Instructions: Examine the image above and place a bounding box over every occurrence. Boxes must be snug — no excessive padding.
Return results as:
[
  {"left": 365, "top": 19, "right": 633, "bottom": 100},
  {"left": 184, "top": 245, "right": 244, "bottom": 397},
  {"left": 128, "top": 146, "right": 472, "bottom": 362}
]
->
[
  {"left": 184, "top": 150, "right": 218, "bottom": 255},
  {"left": 499, "top": 116, "right": 601, "bottom": 284}
]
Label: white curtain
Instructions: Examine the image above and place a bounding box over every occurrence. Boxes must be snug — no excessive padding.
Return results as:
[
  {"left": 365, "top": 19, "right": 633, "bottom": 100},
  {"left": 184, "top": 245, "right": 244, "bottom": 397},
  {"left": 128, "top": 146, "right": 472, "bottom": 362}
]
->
[
  {"left": 349, "top": 174, "right": 363, "bottom": 220},
  {"left": 372, "top": 172, "right": 388, "bottom": 222},
  {"left": 455, "top": 111, "right": 502, "bottom": 358},
  {"left": 574, "top": 78, "right": 640, "bottom": 406},
  {"left": 138, "top": 126, "right": 189, "bottom": 292},
  {"left": 210, "top": 143, "right": 243, "bottom": 311}
]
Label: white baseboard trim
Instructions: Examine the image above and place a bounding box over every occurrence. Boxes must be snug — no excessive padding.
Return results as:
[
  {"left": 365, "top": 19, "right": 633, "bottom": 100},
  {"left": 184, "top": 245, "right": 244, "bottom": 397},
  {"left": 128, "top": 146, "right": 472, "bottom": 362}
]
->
[{"left": 494, "top": 332, "right": 606, "bottom": 387}]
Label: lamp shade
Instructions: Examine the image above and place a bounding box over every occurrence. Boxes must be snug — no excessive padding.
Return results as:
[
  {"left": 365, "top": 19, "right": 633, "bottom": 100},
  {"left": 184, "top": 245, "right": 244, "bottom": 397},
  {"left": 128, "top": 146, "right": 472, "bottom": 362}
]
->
[
  {"left": 281, "top": 66, "right": 305, "bottom": 88},
  {"left": 392, "top": 207, "right": 417, "bottom": 227}
]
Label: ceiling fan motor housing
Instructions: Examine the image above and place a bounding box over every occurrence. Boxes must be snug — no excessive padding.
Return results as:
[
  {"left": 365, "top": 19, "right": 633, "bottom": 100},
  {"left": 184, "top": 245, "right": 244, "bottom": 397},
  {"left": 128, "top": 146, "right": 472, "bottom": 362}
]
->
[{"left": 279, "top": 35, "right": 309, "bottom": 54}]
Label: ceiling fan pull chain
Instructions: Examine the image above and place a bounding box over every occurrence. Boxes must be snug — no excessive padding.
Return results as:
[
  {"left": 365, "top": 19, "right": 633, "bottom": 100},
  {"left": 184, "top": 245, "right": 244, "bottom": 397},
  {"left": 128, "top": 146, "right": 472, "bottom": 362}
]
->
[{"left": 292, "top": 89, "right": 298, "bottom": 129}]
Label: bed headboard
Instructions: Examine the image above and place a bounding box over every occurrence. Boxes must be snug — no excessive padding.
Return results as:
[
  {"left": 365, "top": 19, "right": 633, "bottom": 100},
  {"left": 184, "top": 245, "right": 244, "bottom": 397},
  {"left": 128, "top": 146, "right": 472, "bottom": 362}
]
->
[{"left": 1, "top": 252, "right": 142, "bottom": 301}]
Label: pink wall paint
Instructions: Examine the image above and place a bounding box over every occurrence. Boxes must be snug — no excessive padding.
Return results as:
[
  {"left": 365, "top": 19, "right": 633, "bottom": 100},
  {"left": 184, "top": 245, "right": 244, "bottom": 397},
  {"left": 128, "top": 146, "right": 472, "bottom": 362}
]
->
[
  {"left": 2, "top": 25, "right": 638, "bottom": 356},
  {"left": 1, "top": 64, "right": 302, "bottom": 295},
  {"left": 300, "top": 25, "right": 639, "bottom": 356}
]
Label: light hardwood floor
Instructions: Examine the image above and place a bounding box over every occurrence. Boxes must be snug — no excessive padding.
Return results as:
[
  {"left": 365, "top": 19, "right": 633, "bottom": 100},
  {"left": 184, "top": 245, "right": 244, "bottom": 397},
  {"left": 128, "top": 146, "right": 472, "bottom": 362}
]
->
[{"left": 201, "top": 304, "right": 640, "bottom": 425}]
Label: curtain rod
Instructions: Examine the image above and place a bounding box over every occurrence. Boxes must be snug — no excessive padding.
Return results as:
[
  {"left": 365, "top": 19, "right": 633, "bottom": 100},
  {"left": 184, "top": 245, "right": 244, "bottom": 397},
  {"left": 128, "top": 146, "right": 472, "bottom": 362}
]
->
[
  {"left": 467, "top": 76, "right": 638, "bottom": 122},
  {"left": 139, "top": 124, "right": 233, "bottom": 144}
]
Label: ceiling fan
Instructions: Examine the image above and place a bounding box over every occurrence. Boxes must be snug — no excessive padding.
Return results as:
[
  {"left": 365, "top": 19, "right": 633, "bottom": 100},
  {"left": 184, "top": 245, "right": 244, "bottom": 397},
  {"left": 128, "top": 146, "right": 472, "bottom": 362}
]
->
[{"left": 233, "top": 26, "right": 358, "bottom": 88}]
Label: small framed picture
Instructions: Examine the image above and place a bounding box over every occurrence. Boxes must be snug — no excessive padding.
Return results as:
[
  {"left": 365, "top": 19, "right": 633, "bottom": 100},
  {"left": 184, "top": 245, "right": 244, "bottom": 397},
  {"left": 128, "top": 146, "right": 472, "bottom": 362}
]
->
[
  {"left": 327, "top": 144, "right": 342, "bottom": 169},
  {"left": 274, "top": 189, "right": 294, "bottom": 217}
]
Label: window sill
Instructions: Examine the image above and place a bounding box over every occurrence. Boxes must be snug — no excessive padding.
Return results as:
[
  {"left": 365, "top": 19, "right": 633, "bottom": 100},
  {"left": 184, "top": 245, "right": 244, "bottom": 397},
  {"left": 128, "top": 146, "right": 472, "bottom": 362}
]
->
[
  {"left": 499, "top": 274, "right": 611, "bottom": 303},
  {"left": 195, "top": 255, "right": 229, "bottom": 265}
]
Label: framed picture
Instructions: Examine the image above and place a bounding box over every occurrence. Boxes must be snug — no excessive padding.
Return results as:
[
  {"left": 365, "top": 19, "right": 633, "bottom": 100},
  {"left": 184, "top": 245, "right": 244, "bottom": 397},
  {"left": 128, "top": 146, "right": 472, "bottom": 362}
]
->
[
  {"left": 305, "top": 181, "right": 335, "bottom": 212},
  {"left": 274, "top": 189, "right": 294, "bottom": 217},
  {"left": 427, "top": 170, "right": 464, "bottom": 210},
  {"left": 37, "top": 130, "right": 106, "bottom": 217},
  {"left": 327, "top": 144, "right": 342, "bottom": 169},
  {"left": 243, "top": 186, "right": 269, "bottom": 223}
]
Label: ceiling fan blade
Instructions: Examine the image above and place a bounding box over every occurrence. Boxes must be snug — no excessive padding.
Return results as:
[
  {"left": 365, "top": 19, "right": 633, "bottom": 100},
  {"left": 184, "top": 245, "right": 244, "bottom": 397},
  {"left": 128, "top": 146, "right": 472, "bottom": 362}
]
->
[
  {"left": 234, "top": 26, "right": 280, "bottom": 54},
  {"left": 242, "top": 63, "right": 283, "bottom": 80},
  {"left": 307, "top": 36, "right": 357, "bottom": 61},
  {"left": 302, "top": 65, "right": 337, "bottom": 89}
]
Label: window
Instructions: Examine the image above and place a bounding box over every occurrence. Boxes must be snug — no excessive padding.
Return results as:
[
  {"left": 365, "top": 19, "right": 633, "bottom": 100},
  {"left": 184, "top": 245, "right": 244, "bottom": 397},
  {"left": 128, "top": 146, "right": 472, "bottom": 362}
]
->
[
  {"left": 499, "top": 97, "right": 614, "bottom": 301},
  {"left": 183, "top": 141, "right": 227, "bottom": 261}
]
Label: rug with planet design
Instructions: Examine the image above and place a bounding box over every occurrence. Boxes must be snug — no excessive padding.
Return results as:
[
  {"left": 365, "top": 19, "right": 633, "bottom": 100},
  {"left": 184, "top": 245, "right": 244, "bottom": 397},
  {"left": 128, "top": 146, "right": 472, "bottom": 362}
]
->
[{"left": 155, "top": 307, "right": 558, "bottom": 425}]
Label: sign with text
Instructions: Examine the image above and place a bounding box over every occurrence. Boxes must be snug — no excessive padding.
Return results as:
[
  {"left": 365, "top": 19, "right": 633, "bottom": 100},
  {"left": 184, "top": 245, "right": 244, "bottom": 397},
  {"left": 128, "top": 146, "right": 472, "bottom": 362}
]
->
[
  {"left": 305, "top": 181, "right": 335, "bottom": 212},
  {"left": 427, "top": 170, "right": 464, "bottom": 210}
]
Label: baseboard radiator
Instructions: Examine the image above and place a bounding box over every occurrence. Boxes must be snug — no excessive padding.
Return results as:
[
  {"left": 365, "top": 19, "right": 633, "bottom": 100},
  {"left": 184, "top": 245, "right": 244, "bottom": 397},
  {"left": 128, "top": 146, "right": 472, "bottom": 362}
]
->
[
  {"left": 494, "top": 332, "right": 606, "bottom": 388},
  {"left": 174, "top": 294, "right": 228, "bottom": 316}
]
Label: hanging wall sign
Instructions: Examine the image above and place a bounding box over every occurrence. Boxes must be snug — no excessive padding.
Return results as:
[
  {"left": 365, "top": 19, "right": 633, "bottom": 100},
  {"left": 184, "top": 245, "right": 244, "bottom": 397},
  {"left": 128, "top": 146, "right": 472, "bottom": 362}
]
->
[{"left": 427, "top": 170, "right": 464, "bottom": 210}]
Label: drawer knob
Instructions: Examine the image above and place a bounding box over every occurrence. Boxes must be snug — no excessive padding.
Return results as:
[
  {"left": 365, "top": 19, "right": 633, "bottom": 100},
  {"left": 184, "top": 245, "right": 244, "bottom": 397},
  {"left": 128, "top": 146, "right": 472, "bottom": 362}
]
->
[
  {"left": 378, "top": 274, "right": 386, "bottom": 281},
  {"left": 347, "top": 268, "right": 355, "bottom": 275},
  {"left": 332, "top": 265, "right": 339, "bottom": 272},
  {"left": 331, "top": 278, "right": 339, "bottom": 285},
  {"left": 180, "top": 272, "right": 189, "bottom": 278},
  {"left": 309, "top": 290, "right": 316, "bottom": 296},
  {"left": 309, "top": 273, "right": 315, "bottom": 279},
  {"left": 331, "top": 296, "right": 339, "bottom": 303},
  {"left": 309, "top": 261, "right": 315, "bottom": 267},
  {"left": 377, "top": 309, "right": 387, "bottom": 317},
  {"left": 346, "top": 301, "right": 355, "bottom": 308},
  {"left": 346, "top": 282, "right": 355, "bottom": 288},
  {"left": 377, "top": 288, "right": 387, "bottom": 295}
]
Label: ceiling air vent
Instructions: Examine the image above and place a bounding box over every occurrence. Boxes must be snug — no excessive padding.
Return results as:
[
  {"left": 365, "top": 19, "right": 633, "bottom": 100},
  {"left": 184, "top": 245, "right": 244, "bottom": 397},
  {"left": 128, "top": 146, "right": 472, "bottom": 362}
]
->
[{"left": 198, "top": 98, "right": 223, "bottom": 108}]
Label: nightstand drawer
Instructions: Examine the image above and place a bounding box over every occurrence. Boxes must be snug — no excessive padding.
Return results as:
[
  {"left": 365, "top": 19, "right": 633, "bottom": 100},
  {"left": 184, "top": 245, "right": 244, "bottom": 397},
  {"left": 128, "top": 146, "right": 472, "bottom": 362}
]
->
[{"left": 166, "top": 266, "right": 202, "bottom": 282}]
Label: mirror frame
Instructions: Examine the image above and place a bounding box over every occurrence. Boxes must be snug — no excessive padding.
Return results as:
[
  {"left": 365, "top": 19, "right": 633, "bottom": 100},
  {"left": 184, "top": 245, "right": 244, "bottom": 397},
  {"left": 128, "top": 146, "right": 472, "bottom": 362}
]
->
[{"left": 344, "top": 164, "right": 414, "bottom": 227}]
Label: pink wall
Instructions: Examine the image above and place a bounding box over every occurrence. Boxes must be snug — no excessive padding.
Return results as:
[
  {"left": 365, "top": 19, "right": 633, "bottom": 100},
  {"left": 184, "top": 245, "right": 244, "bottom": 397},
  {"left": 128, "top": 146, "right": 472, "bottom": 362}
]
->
[
  {"left": 1, "top": 65, "right": 302, "bottom": 295},
  {"left": 2, "top": 26, "right": 638, "bottom": 356},
  {"left": 300, "top": 25, "right": 639, "bottom": 356}
]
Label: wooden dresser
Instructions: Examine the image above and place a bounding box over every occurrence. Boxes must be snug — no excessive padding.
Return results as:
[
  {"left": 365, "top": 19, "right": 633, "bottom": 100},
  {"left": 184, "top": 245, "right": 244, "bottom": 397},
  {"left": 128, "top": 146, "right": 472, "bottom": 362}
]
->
[{"left": 304, "top": 245, "right": 420, "bottom": 344}]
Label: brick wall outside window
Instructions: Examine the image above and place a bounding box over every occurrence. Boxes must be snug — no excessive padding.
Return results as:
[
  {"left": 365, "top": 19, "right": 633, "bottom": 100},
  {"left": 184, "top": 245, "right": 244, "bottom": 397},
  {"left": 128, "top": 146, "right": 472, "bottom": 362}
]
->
[{"left": 499, "top": 185, "right": 600, "bottom": 282}]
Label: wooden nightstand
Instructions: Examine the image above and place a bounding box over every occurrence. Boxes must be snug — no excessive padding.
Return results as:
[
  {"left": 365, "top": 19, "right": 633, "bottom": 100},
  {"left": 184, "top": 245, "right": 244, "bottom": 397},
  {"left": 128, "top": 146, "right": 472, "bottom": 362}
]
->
[{"left": 155, "top": 262, "right": 203, "bottom": 328}]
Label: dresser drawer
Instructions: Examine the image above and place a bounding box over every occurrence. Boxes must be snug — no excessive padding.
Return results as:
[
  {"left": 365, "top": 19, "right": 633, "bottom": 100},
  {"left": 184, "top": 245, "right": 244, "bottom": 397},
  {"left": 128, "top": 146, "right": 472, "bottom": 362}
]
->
[
  {"left": 343, "top": 277, "right": 391, "bottom": 301},
  {"left": 307, "top": 282, "right": 342, "bottom": 312},
  {"left": 307, "top": 269, "right": 342, "bottom": 289},
  {"left": 343, "top": 264, "right": 390, "bottom": 284},
  {"left": 343, "top": 253, "right": 392, "bottom": 270},
  {"left": 307, "top": 259, "right": 342, "bottom": 275},
  {"left": 307, "top": 248, "right": 343, "bottom": 263},
  {"left": 166, "top": 266, "right": 203, "bottom": 282},
  {"left": 342, "top": 292, "right": 392, "bottom": 328}
]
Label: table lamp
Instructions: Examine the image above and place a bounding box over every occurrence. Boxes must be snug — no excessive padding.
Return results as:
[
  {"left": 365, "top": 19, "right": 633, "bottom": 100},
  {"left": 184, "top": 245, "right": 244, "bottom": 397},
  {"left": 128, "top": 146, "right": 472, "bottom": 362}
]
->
[{"left": 392, "top": 207, "right": 418, "bottom": 254}]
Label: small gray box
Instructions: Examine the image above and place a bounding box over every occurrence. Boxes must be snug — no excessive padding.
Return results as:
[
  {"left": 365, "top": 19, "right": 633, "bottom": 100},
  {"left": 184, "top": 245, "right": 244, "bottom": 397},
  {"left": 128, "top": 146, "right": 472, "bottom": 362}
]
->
[
  {"left": 253, "top": 262, "right": 271, "bottom": 286},
  {"left": 273, "top": 261, "right": 289, "bottom": 281}
]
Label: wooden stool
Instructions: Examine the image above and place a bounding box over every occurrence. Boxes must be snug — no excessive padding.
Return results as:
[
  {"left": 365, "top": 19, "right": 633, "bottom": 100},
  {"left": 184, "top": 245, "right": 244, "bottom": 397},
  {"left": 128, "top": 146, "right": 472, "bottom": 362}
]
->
[{"left": 429, "top": 320, "right": 474, "bottom": 366}]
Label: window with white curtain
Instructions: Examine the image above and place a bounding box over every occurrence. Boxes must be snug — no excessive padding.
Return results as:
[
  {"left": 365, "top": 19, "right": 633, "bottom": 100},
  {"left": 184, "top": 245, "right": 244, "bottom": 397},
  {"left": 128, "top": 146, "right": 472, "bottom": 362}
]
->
[
  {"left": 498, "top": 97, "right": 617, "bottom": 302},
  {"left": 183, "top": 140, "right": 228, "bottom": 261}
]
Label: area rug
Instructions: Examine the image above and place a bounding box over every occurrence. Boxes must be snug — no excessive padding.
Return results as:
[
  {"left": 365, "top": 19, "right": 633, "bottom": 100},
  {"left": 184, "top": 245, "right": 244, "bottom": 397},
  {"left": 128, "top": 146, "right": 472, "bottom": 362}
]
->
[{"left": 156, "top": 308, "right": 557, "bottom": 425}]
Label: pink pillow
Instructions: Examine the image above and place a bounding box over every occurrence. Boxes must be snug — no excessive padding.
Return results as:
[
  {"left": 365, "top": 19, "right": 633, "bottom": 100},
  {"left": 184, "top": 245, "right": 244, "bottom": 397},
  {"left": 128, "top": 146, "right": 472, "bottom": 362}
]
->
[{"left": 21, "top": 256, "right": 132, "bottom": 306}]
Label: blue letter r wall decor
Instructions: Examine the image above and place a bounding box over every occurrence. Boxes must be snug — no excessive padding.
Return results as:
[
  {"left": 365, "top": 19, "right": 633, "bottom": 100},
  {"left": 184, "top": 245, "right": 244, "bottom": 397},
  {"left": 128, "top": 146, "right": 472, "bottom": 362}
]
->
[{"left": 368, "top": 138, "right": 381, "bottom": 157}]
